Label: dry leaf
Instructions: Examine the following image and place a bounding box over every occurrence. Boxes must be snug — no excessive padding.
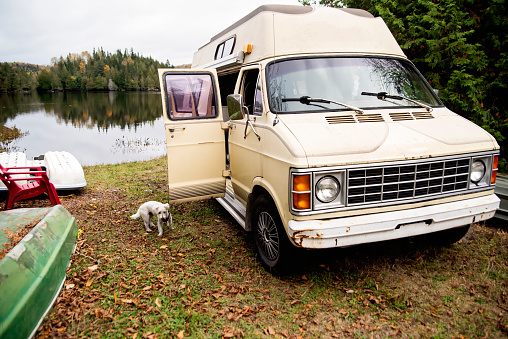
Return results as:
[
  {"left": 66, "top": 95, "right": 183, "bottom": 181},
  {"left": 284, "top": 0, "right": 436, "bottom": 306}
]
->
[
  {"left": 88, "top": 264, "right": 98, "bottom": 272},
  {"left": 65, "top": 284, "right": 75, "bottom": 290},
  {"left": 86, "top": 280, "right": 92, "bottom": 287},
  {"left": 155, "top": 298, "right": 162, "bottom": 308},
  {"left": 160, "top": 245, "right": 168, "bottom": 249},
  {"left": 177, "top": 330, "right": 184, "bottom": 338},
  {"left": 268, "top": 326, "right": 276, "bottom": 335}
]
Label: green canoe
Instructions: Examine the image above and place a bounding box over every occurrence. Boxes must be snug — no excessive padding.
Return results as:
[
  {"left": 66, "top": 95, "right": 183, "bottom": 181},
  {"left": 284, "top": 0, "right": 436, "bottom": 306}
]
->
[{"left": 0, "top": 205, "right": 77, "bottom": 339}]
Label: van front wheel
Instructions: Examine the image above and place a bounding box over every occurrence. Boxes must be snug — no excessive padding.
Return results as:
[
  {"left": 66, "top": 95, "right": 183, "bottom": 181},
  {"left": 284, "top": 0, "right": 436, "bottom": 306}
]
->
[{"left": 253, "top": 195, "right": 294, "bottom": 274}]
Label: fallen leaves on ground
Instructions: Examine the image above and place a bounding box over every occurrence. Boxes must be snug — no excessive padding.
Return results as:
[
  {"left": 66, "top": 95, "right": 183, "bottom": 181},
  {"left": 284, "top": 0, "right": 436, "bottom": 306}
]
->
[{"left": 2, "top": 159, "right": 506, "bottom": 338}]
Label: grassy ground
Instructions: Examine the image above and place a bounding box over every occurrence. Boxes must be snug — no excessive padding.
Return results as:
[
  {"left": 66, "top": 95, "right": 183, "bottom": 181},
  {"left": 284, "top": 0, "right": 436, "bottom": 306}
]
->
[{"left": 11, "top": 157, "right": 507, "bottom": 338}]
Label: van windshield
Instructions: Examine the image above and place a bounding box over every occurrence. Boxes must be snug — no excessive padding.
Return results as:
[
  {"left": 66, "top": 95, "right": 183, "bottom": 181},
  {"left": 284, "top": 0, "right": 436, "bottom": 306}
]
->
[{"left": 267, "top": 57, "right": 441, "bottom": 113}]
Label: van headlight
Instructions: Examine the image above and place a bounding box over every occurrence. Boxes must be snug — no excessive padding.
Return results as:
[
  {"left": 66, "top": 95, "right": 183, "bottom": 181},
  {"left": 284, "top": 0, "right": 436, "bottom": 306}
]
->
[
  {"left": 470, "top": 160, "right": 486, "bottom": 184},
  {"left": 316, "top": 176, "right": 340, "bottom": 203}
]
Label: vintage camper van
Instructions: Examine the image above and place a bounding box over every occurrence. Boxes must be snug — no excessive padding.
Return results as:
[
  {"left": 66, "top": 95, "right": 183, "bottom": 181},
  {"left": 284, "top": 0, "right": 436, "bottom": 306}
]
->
[{"left": 158, "top": 5, "right": 500, "bottom": 273}]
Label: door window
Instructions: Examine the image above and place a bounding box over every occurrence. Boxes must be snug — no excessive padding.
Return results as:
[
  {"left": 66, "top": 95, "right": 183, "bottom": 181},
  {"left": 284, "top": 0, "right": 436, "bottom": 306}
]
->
[
  {"left": 241, "top": 69, "right": 262, "bottom": 116},
  {"left": 253, "top": 75, "right": 263, "bottom": 116},
  {"left": 164, "top": 73, "right": 218, "bottom": 120}
]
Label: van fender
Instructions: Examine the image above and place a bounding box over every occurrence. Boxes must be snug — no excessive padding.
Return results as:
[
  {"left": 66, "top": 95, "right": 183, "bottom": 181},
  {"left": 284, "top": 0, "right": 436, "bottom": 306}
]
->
[{"left": 246, "top": 177, "right": 287, "bottom": 234}]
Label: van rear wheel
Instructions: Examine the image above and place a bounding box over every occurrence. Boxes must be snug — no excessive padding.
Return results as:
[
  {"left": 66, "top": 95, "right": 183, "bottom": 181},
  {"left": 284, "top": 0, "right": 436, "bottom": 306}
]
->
[{"left": 253, "top": 195, "right": 294, "bottom": 274}]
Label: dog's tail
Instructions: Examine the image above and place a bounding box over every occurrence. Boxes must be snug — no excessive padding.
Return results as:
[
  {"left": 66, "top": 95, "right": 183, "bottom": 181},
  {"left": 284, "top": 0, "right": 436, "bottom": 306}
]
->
[{"left": 130, "top": 211, "right": 140, "bottom": 219}]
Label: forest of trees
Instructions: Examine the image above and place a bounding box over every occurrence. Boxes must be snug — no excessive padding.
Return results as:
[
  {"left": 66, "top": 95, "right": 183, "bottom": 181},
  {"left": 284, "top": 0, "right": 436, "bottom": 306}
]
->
[
  {"left": 0, "top": 62, "right": 41, "bottom": 92},
  {"left": 38, "top": 48, "right": 171, "bottom": 91},
  {"left": 301, "top": 0, "right": 508, "bottom": 171},
  {"left": 0, "top": 48, "right": 171, "bottom": 93}
]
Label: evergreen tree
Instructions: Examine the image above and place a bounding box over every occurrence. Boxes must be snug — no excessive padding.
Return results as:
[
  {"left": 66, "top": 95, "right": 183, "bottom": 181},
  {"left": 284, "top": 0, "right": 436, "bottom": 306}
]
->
[{"left": 301, "top": 0, "right": 508, "bottom": 171}]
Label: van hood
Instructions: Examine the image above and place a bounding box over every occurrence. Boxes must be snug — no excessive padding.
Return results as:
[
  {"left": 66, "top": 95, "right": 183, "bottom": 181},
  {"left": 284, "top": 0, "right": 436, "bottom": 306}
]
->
[{"left": 277, "top": 109, "right": 498, "bottom": 166}]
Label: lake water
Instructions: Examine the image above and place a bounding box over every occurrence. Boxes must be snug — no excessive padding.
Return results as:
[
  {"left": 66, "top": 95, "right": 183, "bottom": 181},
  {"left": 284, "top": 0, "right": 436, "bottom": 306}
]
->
[{"left": 0, "top": 92, "right": 167, "bottom": 166}]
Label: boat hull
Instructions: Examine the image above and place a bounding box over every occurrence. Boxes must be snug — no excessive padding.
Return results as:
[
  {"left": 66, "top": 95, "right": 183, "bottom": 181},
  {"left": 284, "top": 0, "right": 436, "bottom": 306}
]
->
[
  {"left": 0, "top": 151, "right": 86, "bottom": 191},
  {"left": 0, "top": 205, "right": 78, "bottom": 339}
]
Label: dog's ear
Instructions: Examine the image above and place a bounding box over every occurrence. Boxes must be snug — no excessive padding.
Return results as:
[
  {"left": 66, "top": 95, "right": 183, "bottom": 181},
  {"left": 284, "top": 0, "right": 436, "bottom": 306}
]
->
[{"left": 164, "top": 203, "right": 169, "bottom": 210}]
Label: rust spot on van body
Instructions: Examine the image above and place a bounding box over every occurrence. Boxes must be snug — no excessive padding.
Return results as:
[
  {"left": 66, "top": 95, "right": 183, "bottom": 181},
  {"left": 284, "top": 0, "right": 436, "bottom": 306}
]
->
[
  {"left": 292, "top": 230, "right": 323, "bottom": 247},
  {"left": 292, "top": 231, "right": 310, "bottom": 247}
]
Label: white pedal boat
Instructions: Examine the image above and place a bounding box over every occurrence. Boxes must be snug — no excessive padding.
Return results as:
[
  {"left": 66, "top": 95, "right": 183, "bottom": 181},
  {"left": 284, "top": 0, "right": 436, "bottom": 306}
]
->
[{"left": 0, "top": 151, "right": 86, "bottom": 191}]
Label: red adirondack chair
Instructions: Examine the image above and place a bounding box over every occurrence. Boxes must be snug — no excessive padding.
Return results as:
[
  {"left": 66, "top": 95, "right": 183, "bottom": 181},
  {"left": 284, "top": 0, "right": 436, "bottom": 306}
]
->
[{"left": 0, "top": 163, "right": 61, "bottom": 210}]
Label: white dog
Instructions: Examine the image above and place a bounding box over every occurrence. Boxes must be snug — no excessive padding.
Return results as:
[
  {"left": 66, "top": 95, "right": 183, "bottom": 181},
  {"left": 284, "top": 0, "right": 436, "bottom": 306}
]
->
[{"left": 130, "top": 201, "right": 173, "bottom": 236}]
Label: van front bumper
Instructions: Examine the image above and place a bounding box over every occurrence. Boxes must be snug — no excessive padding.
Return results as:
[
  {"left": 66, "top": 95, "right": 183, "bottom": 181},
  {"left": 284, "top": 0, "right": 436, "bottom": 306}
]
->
[{"left": 287, "top": 194, "right": 500, "bottom": 248}]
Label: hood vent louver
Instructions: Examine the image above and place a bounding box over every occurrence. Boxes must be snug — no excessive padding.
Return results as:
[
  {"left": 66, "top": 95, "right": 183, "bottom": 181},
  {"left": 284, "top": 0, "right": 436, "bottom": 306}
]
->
[
  {"left": 412, "top": 111, "right": 434, "bottom": 119},
  {"left": 326, "top": 114, "right": 384, "bottom": 124},
  {"left": 357, "top": 114, "right": 384, "bottom": 123},
  {"left": 326, "top": 115, "right": 357, "bottom": 124},
  {"left": 389, "top": 112, "right": 413, "bottom": 121},
  {"left": 390, "top": 112, "right": 434, "bottom": 121},
  {"left": 327, "top": 111, "right": 434, "bottom": 124}
]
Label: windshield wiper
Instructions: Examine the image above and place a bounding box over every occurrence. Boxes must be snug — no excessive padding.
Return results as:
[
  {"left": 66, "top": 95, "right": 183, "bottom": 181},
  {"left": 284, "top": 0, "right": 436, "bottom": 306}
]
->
[
  {"left": 281, "top": 96, "right": 364, "bottom": 114},
  {"left": 361, "top": 91, "right": 433, "bottom": 112}
]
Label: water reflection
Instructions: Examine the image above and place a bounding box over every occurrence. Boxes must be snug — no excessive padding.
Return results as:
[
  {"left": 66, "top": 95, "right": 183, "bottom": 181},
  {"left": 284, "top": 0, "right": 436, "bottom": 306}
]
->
[{"left": 0, "top": 92, "right": 166, "bottom": 166}]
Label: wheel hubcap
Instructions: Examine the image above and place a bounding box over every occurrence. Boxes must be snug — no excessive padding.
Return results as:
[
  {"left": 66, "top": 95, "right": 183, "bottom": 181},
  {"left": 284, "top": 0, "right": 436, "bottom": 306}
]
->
[{"left": 257, "top": 211, "right": 279, "bottom": 261}]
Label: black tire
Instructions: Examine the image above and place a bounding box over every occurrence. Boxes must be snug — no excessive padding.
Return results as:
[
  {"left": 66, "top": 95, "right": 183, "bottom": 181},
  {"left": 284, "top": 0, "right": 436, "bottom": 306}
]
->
[
  {"left": 252, "top": 195, "right": 295, "bottom": 274},
  {"left": 437, "top": 225, "right": 471, "bottom": 246}
]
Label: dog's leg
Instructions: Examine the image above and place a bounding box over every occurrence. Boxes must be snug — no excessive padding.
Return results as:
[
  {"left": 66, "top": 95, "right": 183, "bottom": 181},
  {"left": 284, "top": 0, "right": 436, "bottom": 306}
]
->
[
  {"left": 157, "top": 219, "right": 164, "bottom": 236},
  {"left": 168, "top": 214, "right": 174, "bottom": 230},
  {"left": 143, "top": 215, "right": 152, "bottom": 232}
]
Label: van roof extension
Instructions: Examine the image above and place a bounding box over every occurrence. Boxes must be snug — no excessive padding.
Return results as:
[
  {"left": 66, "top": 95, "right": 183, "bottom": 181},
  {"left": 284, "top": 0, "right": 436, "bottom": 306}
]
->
[{"left": 192, "top": 5, "right": 406, "bottom": 72}]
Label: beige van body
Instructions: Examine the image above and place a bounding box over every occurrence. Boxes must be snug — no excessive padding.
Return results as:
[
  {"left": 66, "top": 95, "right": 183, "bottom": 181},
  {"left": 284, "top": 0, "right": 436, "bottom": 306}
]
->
[{"left": 159, "top": 5, "right": 500, "bottom": 272}]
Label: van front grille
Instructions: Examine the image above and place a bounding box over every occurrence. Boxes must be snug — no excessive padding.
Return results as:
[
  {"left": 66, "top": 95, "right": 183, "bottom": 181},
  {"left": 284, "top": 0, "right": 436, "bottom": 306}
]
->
[{"left": 347, "top": 158, "right": 470, "bottom": 205}]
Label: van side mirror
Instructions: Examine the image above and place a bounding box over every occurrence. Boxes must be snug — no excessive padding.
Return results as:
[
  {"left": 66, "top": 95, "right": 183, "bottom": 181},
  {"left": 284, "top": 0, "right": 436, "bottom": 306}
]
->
[
  {"left": 433, "top": 88, "right": 440, "bottom": 97},
  {"left": 227, "top": 94, "right": 245, "bottom": 120}
]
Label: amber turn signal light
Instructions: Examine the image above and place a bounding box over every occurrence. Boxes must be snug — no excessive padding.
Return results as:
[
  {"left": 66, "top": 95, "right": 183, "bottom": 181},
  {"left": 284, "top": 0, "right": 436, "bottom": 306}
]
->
[
  {"left": 293, "top": 174, "right": 311, "bottom": 210},
  {"left": 293, "top": 192, "right": 311, "bottom": 210}
]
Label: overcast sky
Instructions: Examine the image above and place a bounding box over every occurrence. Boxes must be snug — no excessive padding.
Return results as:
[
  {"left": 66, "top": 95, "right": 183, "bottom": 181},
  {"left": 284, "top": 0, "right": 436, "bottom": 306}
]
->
[{"left": 0, "top": 0, "right": 302, "bottom": 66}]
